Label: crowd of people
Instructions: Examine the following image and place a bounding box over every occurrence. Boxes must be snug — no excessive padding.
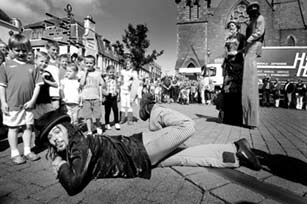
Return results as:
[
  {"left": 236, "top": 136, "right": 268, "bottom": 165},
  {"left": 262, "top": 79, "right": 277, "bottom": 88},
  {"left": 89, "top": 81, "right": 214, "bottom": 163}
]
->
[
  {"left": 261, "top": 77, "right": 307, "bottom": 109},
  {"left": 0, "top": 33, "right": 146, "bottom": 164},
  {"left": 140, "top": 73, "right": 215, "bottom": 106}
]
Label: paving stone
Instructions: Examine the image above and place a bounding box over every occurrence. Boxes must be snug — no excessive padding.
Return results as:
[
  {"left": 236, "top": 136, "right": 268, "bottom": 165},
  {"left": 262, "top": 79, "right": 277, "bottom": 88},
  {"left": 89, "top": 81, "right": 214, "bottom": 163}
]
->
[
  {"left": 10, "top": 169, "right": 56, "bottom": 188},
  {"left": 260, "top": 199, "right": 283, "bottom": 204},
  {"left": 211, "top": 183, "right": 265, "bottom": 203},
  {"left": 185, "top": 170, "right": 230, "bottom": 190},
  {"left": 31, "top": 183, "right": 66, "bottom": 203},
  {"left": 264, "top": 176, "right": 307, "bottom": 196},
  {"left": 27, "top": 170, "right": 58, "bottom": 187},
  {"left": 236, "top": 167, "right": 272, "bottom": 181},
  {"left": 21, "top": 155, "right": 51, "bottom": 174},
  {"left": 0, "top": 177, "right": 23, "bottom": 197},
  {"left": 0, "top": 196, "right": 20, "bottom": 204},
  {"left": 82, "top": 168, "right": 204, "bottom": 204},
  {"left": 201, "top": 192, "right": 225, "bottom": 204},
  {"left": 8, "top": 184, "right": 43, "bottom": 200},
  {"left": 172, "top": 166, "right": 206, "bottom": 176},
  {"left": 5, "top": 161, "right": 31, "bottom": 173},
  {"left": 0, "top": 164, "right": 10, "bottom": 177}
]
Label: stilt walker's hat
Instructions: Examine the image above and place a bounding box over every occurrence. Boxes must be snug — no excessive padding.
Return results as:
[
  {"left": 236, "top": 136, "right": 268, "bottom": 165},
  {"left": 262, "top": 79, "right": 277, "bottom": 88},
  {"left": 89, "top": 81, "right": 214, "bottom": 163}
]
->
[{"left": 247, "top": 1, "right": 260, "bottom": 12}]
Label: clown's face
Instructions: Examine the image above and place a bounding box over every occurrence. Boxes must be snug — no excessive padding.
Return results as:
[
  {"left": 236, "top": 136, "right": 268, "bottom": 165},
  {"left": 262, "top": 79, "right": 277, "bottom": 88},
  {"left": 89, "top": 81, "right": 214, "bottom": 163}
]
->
[{"left": 48, "top": 124, "right": 69, "bottom": 151}]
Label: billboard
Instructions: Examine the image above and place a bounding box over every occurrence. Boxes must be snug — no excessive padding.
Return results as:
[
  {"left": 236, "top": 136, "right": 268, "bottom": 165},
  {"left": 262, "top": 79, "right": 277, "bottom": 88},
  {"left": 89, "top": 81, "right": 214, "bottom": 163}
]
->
[{"left": 257, "top": 46, "right": 307, "bottom": 83}]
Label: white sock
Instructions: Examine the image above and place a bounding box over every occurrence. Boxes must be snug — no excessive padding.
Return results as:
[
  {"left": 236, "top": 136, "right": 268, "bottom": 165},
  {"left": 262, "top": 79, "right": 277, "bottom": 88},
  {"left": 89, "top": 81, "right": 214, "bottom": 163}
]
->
[
  {"left": 11, "top": 149, "right": 20, "bottom": 158},
  {"left": 24, "top": 146, "right": 31, "bottom": 155}
]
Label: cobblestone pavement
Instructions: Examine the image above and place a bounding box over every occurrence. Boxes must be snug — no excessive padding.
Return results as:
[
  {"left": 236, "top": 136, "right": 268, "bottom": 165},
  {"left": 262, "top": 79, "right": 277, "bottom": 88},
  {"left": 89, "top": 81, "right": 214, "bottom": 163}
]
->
[{"left": 1, "top": 103, "right": 307, "bottom": 204}]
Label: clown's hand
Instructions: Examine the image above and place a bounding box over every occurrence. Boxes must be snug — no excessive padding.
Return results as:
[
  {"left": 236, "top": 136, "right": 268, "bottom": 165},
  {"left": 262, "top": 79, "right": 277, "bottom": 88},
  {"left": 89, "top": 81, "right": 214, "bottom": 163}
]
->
[{"left": 52, "top": 156, "right": 66, "bottom": 174}]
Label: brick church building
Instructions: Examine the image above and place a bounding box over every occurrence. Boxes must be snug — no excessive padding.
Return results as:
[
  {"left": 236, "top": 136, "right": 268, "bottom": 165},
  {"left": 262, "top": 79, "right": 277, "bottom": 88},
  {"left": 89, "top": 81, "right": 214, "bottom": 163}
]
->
[{"left": 174, "top": 0, "right": 307, "bottom": 71}]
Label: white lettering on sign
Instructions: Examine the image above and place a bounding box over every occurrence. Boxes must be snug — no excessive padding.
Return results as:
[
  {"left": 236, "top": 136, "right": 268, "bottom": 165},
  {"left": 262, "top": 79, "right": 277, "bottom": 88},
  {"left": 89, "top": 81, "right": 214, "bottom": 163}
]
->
[{"left": 295, "top": 52, "right": 307, "bottom": 77}]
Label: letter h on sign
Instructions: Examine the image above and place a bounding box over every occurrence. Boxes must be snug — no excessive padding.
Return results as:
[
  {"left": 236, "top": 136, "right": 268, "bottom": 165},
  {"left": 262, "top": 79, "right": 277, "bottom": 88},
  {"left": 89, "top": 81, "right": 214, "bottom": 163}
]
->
[{"left": 295, "top": 52, "right": 307, "bottom": 77}]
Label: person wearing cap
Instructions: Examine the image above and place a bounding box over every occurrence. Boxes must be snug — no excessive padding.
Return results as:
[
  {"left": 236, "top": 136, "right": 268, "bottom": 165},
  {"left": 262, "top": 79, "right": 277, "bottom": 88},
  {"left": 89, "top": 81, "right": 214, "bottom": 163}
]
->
[
  {"left": 38, "top": 93, "right": 261, "bottom": 196},
  {"left": 241, "top": 1, "right": 266, "bottom": 128},
  {"left": 221, "top": 20, "right": 245, "bottom": 126}
]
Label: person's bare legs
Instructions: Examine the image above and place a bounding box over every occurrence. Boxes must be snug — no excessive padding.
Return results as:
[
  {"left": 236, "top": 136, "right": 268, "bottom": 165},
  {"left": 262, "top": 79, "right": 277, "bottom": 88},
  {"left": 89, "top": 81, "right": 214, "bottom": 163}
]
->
[
  {"left": 22, "top": 125, "right": 32, "bottom": 155},
  {"left": 8, "top": 127, "right": 20, "bottom": 157},
  {"left": 86, "top": 118, "right": 92, "bottom": 134}
]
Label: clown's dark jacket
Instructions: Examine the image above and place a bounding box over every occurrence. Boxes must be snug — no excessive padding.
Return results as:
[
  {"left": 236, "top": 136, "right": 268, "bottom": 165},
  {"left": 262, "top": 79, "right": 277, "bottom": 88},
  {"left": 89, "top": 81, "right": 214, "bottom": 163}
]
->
[{"left": 57, "top": 132, "right": 151, "bottom": 196}]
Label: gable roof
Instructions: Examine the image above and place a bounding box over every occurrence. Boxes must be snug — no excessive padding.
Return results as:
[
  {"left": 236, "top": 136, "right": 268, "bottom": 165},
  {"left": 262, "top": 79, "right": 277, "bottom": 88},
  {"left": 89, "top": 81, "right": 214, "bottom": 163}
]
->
[
  {"left": 24, "top": 17, "right": 82, "bottom": 29},
  {"left": 0, "top": 9, "right": 11, "bottom": 23}
]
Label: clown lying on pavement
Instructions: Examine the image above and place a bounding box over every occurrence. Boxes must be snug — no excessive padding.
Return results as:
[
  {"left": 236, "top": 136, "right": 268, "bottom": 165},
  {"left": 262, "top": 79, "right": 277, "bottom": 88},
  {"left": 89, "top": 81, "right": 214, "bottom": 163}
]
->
[{"left": 37, "top": 93, "right": 261, "bottom": 196}]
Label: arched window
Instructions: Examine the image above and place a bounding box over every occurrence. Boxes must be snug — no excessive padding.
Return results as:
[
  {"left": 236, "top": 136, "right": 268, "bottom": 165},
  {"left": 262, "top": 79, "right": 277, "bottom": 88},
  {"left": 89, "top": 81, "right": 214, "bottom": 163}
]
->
[
  {"left": 188, "top": 63, "right": 195, "bottom": 67},
  {"left": 227, "top": 1, "right": 249, "bottom": 34},
  {"left": 287, "top": 35, "right": 296, "bottom": 46}
]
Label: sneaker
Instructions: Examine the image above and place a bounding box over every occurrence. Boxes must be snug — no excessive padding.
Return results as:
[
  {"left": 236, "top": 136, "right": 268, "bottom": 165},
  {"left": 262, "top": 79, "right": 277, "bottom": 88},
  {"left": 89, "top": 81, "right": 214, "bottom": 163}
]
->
[
  {"left": 11, "top": 155, "right": 26, "bottom": 165},
  {"left": 96, "top": 127, "right": 103, "bottom": 134},
  {"left": 235, "top": 138, "right": 261, "bottom": 171},
  {"left": 115, "top": 123, "right": 120, "bottom": 130},
  {"left": 105, "top": 124, "right": 111, "bottom": 130},
  {"left": 24, "top": 152, "right": 40, "bottom": 161}
]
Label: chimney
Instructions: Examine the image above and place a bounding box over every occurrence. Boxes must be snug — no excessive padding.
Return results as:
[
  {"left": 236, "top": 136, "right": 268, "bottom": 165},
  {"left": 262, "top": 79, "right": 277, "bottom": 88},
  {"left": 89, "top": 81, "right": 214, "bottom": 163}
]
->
[{"left": 84, "top": 15, "right": 95, "bottom": 32}]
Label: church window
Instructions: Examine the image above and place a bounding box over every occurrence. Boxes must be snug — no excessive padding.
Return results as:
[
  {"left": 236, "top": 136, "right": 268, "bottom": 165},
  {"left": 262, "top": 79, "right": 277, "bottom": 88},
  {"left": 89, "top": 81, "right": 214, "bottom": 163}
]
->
[
  {"left": 228, "top": 1, "right": 249, "bottom": 33},
  {"left": 188, "top": 62, "right": 195, "bottom": 67},
  {"left": 287, "top": 35, "right": 296, "bottom": 46}
]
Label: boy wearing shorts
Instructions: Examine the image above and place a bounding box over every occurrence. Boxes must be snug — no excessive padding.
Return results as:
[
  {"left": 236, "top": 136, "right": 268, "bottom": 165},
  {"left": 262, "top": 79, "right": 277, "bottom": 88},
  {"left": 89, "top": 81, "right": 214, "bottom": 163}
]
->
[
  {"left": 60, "top": 63, "right": 80, "bottom": 125},
  {"left": 0, "top": 34, "right": 43, "bottom": 164},
  {"left": 79, "top": 55, "right": 103, "bottom": 134}
]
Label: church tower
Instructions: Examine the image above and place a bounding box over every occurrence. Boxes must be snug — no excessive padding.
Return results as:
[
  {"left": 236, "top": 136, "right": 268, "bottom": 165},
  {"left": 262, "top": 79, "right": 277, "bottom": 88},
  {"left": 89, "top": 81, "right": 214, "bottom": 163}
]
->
[{"left": 174, "top": 0, "right": 212, "bottom": 71}]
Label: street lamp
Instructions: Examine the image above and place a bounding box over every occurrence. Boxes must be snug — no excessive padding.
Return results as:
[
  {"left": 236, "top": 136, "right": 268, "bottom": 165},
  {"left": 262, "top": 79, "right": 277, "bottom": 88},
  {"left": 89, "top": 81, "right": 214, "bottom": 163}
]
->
[{"left": 64, "top": 4, "right": 73, "bottom": 54}]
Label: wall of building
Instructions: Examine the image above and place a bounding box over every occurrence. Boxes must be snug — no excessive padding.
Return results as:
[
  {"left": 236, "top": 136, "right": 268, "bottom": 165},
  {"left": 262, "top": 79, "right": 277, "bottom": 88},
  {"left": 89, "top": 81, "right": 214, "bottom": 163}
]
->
[
  {"left": 207, "top": 0, "right": 282, "bottom": 63},
  {"left": 175, "top": 0, "right": 307, "bottom": 69},
  {"left": 176, "top": 23, "right": 207, "bottom": 68}
]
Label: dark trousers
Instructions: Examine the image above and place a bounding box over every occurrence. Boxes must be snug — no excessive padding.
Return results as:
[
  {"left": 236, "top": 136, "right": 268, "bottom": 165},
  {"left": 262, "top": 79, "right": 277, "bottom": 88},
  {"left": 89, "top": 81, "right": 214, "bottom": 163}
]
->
[
  {"left": 104, "top": 94, "right": 119, "bottom": 124},
  {"left": 223, "top": 92, "right": 242, "bottom": 126},
  {"left": 262, "top": 89, "right": 270, "bottom": 106}
]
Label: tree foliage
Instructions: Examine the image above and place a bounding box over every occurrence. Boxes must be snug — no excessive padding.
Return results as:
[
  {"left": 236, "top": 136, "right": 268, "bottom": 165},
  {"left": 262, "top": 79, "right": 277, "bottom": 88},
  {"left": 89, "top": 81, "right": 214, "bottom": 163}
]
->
[{"left": 112, "top": 24, "right": 164, "bottom": 71}]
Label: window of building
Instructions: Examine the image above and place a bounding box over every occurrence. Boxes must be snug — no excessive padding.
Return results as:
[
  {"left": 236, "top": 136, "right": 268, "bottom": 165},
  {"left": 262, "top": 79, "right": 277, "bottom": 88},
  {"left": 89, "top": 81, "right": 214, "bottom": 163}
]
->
[
  {"left": 228, "top": 1, "right": 249, "bottom": 34},
  {"left": 188, "top": 62, "right": 195, "bottom": 67},
  {"left": 207, "top": 67, "right": 216, "bottom": 77},
  {"left": 287, "top": 35, "right": 296, "bottom": 46}
]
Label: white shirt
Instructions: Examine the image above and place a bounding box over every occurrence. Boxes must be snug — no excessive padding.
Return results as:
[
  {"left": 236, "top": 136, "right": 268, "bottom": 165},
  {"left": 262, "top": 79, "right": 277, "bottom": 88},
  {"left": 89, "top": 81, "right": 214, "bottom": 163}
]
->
[
  {"left": 120, "top": 69, "right": 138, "bottom": 93},
  {"left": 61, "top": 78, "right": 80, "bottom": 104}
]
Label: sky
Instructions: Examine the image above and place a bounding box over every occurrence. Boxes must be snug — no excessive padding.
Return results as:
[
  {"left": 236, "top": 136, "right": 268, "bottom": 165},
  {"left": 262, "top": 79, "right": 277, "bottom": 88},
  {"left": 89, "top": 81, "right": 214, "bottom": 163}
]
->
[{"left": 1, "top": 0, "right": 178, "bottom": 74}]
